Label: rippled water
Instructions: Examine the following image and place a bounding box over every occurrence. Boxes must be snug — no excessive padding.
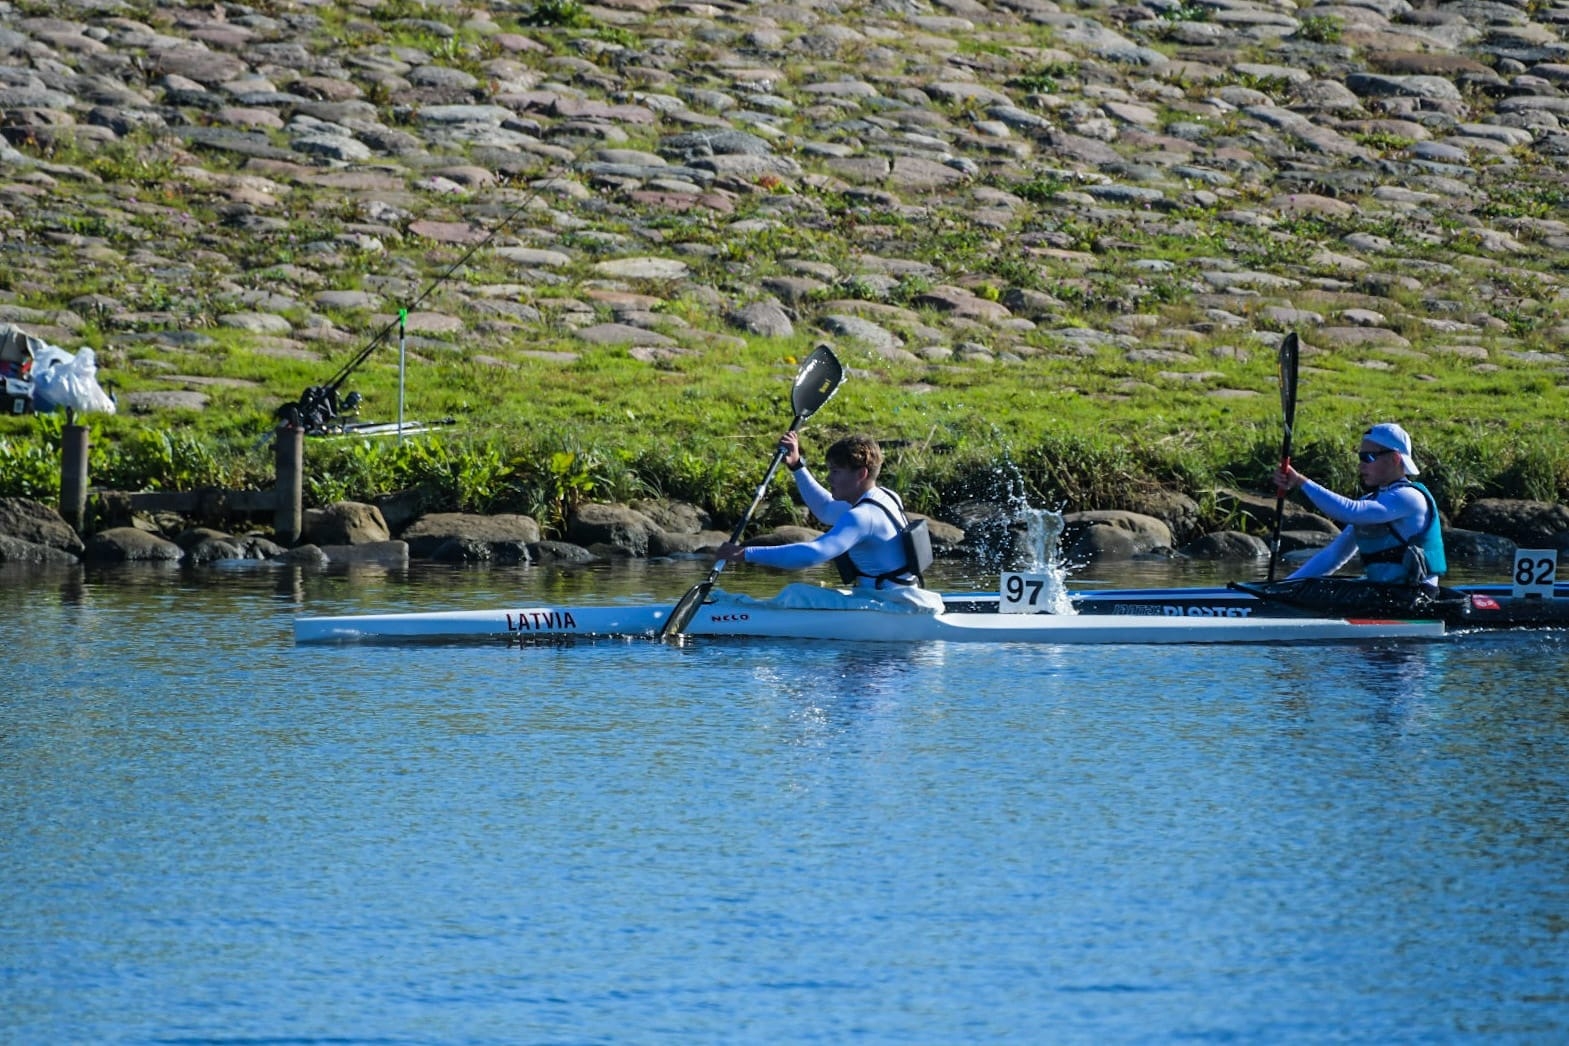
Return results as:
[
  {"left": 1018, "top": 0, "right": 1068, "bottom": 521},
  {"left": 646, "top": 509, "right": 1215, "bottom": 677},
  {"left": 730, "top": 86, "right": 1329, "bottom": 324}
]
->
[{"left": 5, "top": 558, "right": 1568, "bottom": 1043}]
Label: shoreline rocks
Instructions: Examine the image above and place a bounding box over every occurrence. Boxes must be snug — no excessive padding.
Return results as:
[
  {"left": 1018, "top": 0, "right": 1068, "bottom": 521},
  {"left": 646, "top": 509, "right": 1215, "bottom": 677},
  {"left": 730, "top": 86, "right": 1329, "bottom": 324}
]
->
[{"left": 0, "top": 494, "right": 1557, "bottom": 577}]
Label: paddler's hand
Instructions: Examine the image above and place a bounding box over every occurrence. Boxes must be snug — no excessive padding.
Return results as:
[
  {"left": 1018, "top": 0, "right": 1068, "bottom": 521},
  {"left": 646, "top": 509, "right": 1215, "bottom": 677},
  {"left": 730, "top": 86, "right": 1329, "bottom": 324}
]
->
[
  {"left": 1273, "top": 464, "right": 1305, "bottom": 493},
  {"left": 716, "top": 541, "right": 748, "bottom": 564},
  {"left": 779, "top": 430, "right": 802, "bottom": 470}
]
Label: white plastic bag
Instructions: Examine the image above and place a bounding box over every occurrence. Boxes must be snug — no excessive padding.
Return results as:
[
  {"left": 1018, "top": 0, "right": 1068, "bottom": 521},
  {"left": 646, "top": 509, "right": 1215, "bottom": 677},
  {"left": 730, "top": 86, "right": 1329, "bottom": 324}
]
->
[{"left": 31, "top": 345, "right": 116, "bottom": 415}]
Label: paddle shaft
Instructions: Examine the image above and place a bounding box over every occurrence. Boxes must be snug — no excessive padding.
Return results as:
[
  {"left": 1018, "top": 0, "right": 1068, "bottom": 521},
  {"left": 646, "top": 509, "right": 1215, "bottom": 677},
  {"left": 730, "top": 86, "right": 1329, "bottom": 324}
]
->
[
  {"left": 701, "top": 412, "right": 807, "bottom": 588},
  {"left": 658, "top": 345, "right": 843, "bottom": 639},
  {"left": 1267, "top": 430, "right": 1293, "bottom": 581}
]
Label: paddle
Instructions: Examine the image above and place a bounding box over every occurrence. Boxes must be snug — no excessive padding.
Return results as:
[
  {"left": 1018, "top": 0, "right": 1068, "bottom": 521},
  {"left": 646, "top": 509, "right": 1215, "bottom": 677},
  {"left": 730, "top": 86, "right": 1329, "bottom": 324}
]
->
[
  {"left": 657, "top": 346, "right": 845, "bottom": 639},
  {"left": 1266, "top": 331, "right": 1300, "bottom": 582}
]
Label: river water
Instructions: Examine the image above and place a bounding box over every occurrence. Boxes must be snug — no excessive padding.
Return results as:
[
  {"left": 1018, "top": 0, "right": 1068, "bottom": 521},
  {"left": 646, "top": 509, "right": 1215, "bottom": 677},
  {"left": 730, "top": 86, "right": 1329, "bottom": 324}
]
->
[{"left": 4, "top": 554, "right": 1568, "bottom": 1043}]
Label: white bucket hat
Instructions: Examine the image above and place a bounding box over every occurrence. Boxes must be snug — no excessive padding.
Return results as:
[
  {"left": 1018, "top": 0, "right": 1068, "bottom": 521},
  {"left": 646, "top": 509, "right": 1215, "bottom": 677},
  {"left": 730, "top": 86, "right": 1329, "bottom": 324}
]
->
[{"left": 1364, "top": 422, "right": 1419, "bottom": 475}]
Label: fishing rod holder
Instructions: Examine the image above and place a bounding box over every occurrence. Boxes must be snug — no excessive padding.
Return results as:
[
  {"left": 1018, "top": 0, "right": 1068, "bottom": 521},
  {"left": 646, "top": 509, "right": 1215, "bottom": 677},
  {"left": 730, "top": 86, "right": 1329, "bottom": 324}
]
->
[{"left": 274, "top": 384, "right": 363, "bottom": 435}]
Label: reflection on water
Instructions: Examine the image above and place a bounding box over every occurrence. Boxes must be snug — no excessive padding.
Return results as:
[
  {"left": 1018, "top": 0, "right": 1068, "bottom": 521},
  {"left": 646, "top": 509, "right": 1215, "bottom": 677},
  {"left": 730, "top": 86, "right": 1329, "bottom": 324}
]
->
[
  {"left": 4, "top": 558, "right": 1569, "bottom": 1042},
  {"left": 1, "top": 536, "right": 1533, "bottom": 614}
]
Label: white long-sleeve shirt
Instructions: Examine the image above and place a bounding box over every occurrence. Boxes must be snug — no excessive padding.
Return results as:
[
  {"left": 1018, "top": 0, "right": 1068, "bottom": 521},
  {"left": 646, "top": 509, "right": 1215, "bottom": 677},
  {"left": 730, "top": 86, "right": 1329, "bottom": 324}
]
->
[{"left": 741, "top": 468, "right": 911, "bottom": 583}]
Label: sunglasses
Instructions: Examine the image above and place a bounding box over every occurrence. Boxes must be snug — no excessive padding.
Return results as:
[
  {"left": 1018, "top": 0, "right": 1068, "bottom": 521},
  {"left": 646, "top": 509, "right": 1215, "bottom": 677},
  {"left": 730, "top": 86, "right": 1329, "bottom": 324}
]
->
[{"left": 1358, "top": 449, "right": 1396, "bottom": 463}]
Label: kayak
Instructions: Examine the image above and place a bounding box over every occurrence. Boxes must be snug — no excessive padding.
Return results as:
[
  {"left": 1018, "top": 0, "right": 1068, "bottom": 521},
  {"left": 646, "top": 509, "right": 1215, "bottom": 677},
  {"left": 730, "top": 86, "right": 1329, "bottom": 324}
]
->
[
  {"left": 294, "top": 548, "right": 1565, "bottom": 645},
  {"left": 293, "top": 568, "right": 1569, "bottom": 645},
  {"left": 294, "top": 599, "right": 1443, "bottom": 645},
  {"left": 965, "top": 579, "right": 1569, "bottom": 630}
]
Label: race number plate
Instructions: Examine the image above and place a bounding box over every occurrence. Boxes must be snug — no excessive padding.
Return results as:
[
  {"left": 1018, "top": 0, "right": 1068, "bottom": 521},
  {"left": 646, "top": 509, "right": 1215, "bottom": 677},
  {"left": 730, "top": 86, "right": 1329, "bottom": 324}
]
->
[
  {"left": 1000, "top": 571, "right": 1052, "bottom": 614},
  {"left": 1512, "top": 549, "right": 1558, "bottom": 599}
]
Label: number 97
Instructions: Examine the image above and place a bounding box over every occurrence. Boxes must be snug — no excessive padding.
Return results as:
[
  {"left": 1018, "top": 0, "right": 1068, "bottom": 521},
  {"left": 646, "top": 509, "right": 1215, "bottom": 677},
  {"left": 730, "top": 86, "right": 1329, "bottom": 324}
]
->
[{"left": 1003, "top": 573, "right": 1043, "bottom": 606}]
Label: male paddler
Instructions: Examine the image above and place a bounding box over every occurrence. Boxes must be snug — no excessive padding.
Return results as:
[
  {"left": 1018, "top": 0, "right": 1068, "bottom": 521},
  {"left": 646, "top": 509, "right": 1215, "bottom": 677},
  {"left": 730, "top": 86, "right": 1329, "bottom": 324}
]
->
[
  {"left": 716, "top": 431, "right": 942, "bottom": 611},
  {"left": 1272, "top": 422, "right": 1447, "bottom": 586}
]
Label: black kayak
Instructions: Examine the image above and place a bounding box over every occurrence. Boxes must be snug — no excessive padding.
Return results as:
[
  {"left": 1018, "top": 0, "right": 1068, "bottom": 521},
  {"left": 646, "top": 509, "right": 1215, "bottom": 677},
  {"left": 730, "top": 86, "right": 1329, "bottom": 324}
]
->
[{"left": 943, "top": 579, "right": 1569, "bottom": 630}]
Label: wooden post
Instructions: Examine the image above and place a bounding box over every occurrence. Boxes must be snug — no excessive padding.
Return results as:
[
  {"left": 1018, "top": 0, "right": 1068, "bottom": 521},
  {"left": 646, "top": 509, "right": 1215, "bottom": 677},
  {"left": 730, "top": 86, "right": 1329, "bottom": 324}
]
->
[
  {"left": 274, "top": 424, "right": 303, "bottom": 545},
  {"left": 60, "top": 416, "right": 90, "bottom": 534}
]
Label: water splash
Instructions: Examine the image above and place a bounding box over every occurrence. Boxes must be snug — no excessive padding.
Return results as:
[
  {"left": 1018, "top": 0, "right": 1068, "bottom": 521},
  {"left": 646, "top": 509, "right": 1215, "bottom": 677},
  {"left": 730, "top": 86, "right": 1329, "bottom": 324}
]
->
[
  {"left": 922, "top": 422, "right": 1076, "bottom": 613},
  {"left": 983, "top": 438, "right": 1075, "bottom": 615},
  {"left": 1018, "top": 505, "right": 1075, "bottom": 615}
]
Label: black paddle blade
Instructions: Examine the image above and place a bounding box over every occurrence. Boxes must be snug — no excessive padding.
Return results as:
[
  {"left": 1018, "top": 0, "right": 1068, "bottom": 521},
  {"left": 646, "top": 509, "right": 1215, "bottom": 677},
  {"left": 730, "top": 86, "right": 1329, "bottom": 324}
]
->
[
  {"left": 792, "top": 345, "right": 843, "bottom": 420},
  {"left": 1268, "top": 331, "right": 1301, "bottom": 582},
  {"left": 1277, "top": 331, "right": 1299, "bottom": 433},
  {"left": 660, "top": 580, "right": 712, "bottom": 640}
]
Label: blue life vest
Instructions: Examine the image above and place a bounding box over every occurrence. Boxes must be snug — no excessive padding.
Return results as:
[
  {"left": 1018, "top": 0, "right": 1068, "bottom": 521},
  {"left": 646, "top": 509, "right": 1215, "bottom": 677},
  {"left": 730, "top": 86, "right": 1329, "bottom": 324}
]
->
[{"left": 1353, "top": 480, "right": 1447, "bottom": 583}]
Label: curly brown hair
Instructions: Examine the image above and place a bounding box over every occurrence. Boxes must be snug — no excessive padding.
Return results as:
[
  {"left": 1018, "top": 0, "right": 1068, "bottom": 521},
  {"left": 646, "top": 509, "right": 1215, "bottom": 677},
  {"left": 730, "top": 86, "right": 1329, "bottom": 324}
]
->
[{"left": 824, "top": 434, "right": 882, "bottom": 480}]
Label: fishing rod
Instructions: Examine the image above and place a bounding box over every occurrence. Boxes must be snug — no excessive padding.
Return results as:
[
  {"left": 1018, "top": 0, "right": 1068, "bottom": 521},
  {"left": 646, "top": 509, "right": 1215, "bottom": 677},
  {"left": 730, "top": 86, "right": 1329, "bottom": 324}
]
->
[{"left": 275, "top": 154, "right": 584, "bottom": 435}]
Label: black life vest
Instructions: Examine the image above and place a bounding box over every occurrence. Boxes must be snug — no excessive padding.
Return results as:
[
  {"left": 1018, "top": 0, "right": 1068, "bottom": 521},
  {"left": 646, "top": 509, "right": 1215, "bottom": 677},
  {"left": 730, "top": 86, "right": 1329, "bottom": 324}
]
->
[{"left": 833, "top": 490, "right": 934, "bottom": 588}]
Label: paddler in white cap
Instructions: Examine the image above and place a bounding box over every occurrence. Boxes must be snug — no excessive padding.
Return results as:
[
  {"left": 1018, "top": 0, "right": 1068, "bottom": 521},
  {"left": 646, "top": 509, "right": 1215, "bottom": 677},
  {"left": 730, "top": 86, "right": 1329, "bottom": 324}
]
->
[{"left": 1273, "top": 422, "right": 1447, "bottom": 586}]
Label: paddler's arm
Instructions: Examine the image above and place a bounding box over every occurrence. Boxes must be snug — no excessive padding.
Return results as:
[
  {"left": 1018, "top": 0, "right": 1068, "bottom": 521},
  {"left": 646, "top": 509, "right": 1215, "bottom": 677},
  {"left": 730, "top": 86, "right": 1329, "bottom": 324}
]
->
[
  {"left": 1287, "top": 526, "right": 1357, "bottom": 580},
  {"left": 717, "top": 509, "right": 873, "bottom": 570},
  {"left": 779, "top": 430, "right": 849, "bottom": 525},
  {"left": 1276, "top": 464, "right": 1425, "bottom": 528}
]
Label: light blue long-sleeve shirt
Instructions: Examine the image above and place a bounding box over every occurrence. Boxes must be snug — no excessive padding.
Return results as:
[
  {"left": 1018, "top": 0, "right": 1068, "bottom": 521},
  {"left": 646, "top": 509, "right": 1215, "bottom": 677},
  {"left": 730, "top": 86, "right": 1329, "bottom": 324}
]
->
[
  {"left": 1290, "top": 479, "right": 1433, "bottom": 581},
  {"left": 741, "top": 468, "right": 911, "bottom": 582}
]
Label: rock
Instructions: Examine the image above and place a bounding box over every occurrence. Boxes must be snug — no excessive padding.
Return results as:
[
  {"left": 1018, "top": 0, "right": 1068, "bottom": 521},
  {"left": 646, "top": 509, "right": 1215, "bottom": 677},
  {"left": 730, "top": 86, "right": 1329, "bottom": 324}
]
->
[
  {"left": 0, "top": 497, "right": 85, "bottom": 554},
  {"left": 817, "top": 314, "right": 909, "bottom": 357},
  {"left": 592, "top": 257, "right": 690, "bottom": 280},
  {"left": 1180, "top": 530, "right": 1270, "bottom": 560},
  {"left": 274, "top": 543, "right": 330, "bottom": 566},
  {"left": 428, "top": 537, "right": 530, "bottom": 564},
  {"left": 565, "top": 502, "right": 665, "bottom": 556},
  {"left": 659, "top": 129, "right": 774, "bottom": 161},
  {"left": 374, "top": 488, "right": 439, "bottom": 535},
  {"left": 1061, "top": 511, "right": 1174, "bottom": 562},
  {"left": 241, "top": 536, "right": 288, "bottom": 559},
  {"left": 528, "top": 540, "right": 599, "bottom": 564},
  {"left": 917, "top": 514, "right": 966, "bottom": 554},
  {"left": 1064, "top": 523, "right": 1145, "bottom": 562},
  {"left": 302, "top": 501, "right": 391, "bottom": 546},
  {"left": 1444, "top": 527, "right": 1517, "bottom": 562},
  {"left": 174, "top": 527, "right": 248, "bottom": 563},
  {"left": 631, "top": 499, "right": 711, "bottom": 535},
  {"left": 401, "top": 513, "right": 542, "bottom": 558},
  {"left": 82, "top": 527, "right": 183, "bottom": 563},
  {"left": 648, "top": 530, "right": 725, "bottom": 556},
  {"left": 0, "top": 533, "right": 78, "bottom": 565},
  {"left": 1063, "top": 510, "right": 1173, "bottom": 547},
  {"left": 727, "top": 300, "right": 794, "bottom": 337},
  {"left": 1454, "top": 499, "right": 1569, "bottom": 546},
  {"left": 574, "top": 323, "right": 678, "bottom": 347},
  {"left": 761, "top": 276, "right": 827, "bottom": 304},
  {"left": 219, "top": 311, "right": 293, "bottom": 334},
  {"left": 1133, "top": 489, "right": 1204, "bottom": 544}
]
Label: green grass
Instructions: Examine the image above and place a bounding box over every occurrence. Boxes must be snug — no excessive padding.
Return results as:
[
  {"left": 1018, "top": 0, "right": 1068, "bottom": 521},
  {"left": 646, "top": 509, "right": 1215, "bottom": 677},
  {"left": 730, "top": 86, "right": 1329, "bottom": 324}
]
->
[
  {"left": 14, "top": 322, "right": 1562, "bottom": 535},
  {"left": 6, "top": 355, "right": 1566, "bottom": 541}
]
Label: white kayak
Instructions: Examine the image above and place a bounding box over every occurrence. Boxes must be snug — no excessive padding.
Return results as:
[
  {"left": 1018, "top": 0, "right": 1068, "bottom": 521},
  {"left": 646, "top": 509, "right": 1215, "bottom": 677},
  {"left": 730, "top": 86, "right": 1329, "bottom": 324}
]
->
[{"left": 293, "top": 599, "right": 1444, "bottom": 645}]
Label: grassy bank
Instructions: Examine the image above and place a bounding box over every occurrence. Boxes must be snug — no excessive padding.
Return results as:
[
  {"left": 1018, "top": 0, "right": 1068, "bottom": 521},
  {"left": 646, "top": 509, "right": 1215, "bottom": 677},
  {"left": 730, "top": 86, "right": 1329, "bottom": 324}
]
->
[{"left": 3, "top": 330, "right": 1565, "bottom": 537}]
